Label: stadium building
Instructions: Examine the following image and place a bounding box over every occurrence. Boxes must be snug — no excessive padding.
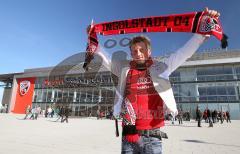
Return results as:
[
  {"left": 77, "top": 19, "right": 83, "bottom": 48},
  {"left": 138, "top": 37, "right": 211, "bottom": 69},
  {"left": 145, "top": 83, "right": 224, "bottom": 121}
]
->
[{"left": 1, "top": 49, "right": 240, "bottom": 119}]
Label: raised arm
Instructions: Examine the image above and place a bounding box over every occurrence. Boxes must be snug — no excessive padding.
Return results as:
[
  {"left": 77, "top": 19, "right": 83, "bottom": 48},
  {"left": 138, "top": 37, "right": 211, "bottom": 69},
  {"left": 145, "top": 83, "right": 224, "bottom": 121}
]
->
[
  {"left": 95, "top": 47, "right": 129, "bottom": 77},
  {"left": 162, "top": 34, "right": 207, "bottom": 77},
  {"left": 161, "top": 7, "right": 220, "bottom": 77}
]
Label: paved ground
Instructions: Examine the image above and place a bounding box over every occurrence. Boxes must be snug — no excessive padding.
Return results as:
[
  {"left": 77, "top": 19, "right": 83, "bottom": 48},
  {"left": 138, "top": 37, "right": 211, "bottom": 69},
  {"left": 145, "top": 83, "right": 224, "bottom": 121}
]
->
[{"left": 0, "top": 113, "right": 240, "bottom": 154}]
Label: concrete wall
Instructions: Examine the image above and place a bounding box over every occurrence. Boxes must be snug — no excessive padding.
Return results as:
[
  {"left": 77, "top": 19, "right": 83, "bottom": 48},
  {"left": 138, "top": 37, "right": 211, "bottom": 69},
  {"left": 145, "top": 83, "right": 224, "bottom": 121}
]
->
[
  {"left": 2, "top": 88, "right": 12, "bottom": 105},
  {"left": 1, "top": 87, "right": 12, "bottom": 113}
]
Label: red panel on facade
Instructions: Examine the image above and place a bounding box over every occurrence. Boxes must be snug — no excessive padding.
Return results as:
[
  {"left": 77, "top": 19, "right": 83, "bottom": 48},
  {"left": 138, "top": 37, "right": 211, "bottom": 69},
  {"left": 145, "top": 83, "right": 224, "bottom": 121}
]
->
[{"left": 12, "top": 77, "right": 36, "bottom": 114}]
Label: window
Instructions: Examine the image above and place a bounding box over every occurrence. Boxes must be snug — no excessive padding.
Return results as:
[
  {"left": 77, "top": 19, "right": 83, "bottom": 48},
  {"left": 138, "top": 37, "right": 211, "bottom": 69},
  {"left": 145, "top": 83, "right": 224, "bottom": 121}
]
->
[
  {"left": 42, "top": 89, "right": 47, "bottom": 102},
  {"left": 75, "top": 90, "right": 80, "bottom": 102},
  {"left": 69, "top": 89, "right": 75, "bottom": 103},
  {"left": 36, "top": 89, "right": 43, "bottom": 102},
  {"left": 198, "top": 87, "right": 207, "bottom": 96},
  {"left": 86, "top": 91, "right": 92, "bottom": 102},
  {"left": 226, "top": 87, "right": 235, "bottom": 95},
  {"left": 62, "top": 89, "right": 69, "bottom": 102},
  {"left": 170, "top": 70, "right": 180, "bottom": 77},
  {"left": 198, "top": 86, "right": 237, "bottom": 101},
  {"left": 80, "top": 91, "right": 86, "bottom": 103},
  {"left": 46, "top": 89, "right": 52, "bottom": 102},
  {"left": 57, "top": 89, "right": 63, "bottom": 102},
  {"left": 207, "top": 87, "right": 216, "bottom": 95},
  {"left": 217, "top": 86, "right": 226, "bottom": 95},
  {"left": 172, "top": 84, "right": 180, "bottom": 96},
  {"left": 197, "top": 66, "right": 230, "bottom": 75},
  {"left": 92, "top": 90, "right": 100, "bottom": 102}
]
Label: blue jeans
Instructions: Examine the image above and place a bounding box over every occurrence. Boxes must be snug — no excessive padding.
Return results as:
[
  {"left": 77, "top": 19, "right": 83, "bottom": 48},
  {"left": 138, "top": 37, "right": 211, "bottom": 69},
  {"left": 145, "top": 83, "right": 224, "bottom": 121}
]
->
[{"left": 121, "top": 136, "right": 162, "bottom": 154}]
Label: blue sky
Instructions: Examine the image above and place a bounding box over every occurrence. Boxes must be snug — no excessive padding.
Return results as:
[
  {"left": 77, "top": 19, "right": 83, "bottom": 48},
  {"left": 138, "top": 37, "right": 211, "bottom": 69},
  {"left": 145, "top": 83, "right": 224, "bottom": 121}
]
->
[{"left": 0, "top": 0, "right": 240, "bottom": 103}]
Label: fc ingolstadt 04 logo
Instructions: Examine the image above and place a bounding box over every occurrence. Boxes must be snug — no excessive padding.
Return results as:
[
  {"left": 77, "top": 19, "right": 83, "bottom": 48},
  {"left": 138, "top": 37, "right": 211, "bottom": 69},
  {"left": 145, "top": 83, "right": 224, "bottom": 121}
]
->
[{"left": 20, "top": 80, "right": 30, "bottom": 96}]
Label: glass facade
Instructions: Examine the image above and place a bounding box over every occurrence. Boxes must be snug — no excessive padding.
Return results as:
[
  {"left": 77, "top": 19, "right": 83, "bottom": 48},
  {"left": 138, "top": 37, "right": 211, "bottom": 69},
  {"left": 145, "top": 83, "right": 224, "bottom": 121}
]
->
[
  {"left": 32, "top": 72, "right": 116, "bottom": 117},
  {"left": 169, "top": 64, "right": 240, "bottom": 119},
  {"left": 31, "top": 64, "right": 240, "bottom": 119}
]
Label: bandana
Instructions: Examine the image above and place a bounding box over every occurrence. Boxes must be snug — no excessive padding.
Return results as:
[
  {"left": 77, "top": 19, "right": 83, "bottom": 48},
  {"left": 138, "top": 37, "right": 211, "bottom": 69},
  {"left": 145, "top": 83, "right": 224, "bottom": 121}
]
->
[{"left": 83, "top": 11, "right": 228, "bottom": 70}]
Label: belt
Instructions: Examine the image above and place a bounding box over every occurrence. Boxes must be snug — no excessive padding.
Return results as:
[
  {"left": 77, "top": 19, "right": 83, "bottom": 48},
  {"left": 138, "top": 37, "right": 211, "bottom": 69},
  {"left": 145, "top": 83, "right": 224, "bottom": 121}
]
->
[
  {"left": 122, "top": 125, "right": 168, "bottom": 140},
  {"left": 138, "top": 128, "right": 168, "bottom": 139}
]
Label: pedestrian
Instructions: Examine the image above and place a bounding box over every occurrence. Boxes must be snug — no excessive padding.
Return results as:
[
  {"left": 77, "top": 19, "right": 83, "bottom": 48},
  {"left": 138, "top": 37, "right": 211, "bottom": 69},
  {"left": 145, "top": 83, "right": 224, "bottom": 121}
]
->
[
  {"left": 54, "top": 106, "right": 60, "bottom": 121},
  {"left": 196, "top": 106, "right": 202, "bottom": 127},
  {"left": 23, "top": 105, "right": 31, "bottom": 120},
  {"left": 61, "top": 106, "right": 70, "bottom": 123},
  {"left": 44, "top": 107, "right": 48, "bottom": 118},
  {"left": 207, "top": 108, "right": 213, "bottom": 127},
  {"left": 212, "top": 110, "right": 217, "bottom": 123},
  {"left": 219, "top": 111, "right": 224, "bottom": 124},
  {"left": 226, "top": 111, "right": 231, "bottom": 123},
  {"left": 47, "top": 106, "right": 52, "bottom": 118},
  {"left": 177, "top": 109, "right": 183, "bottom": 125},
  {"left": 97, "top": 109, "right": 100, "bottom": 120}
]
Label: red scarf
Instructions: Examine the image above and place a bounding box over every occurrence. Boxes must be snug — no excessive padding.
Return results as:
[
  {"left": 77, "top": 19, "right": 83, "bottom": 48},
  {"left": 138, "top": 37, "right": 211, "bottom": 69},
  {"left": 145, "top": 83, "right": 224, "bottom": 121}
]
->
[
  {"left": 121, "top": 60, "right": 152, "bottom": 143},
  {"left": 122, "top": 59, "right": 154, "bottom": 127},
  {"left": 121, "top": 59, "right": 165, "bottom": 143},
  {"left": 83, "top": 11, "right": 228, "bottom": 70}
]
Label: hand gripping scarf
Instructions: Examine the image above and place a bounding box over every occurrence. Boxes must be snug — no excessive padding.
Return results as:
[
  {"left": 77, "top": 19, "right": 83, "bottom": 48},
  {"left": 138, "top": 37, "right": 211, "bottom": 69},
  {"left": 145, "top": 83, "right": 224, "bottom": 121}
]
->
[{"left": 83, "top": 11, "right": 228, "bottom": 70}]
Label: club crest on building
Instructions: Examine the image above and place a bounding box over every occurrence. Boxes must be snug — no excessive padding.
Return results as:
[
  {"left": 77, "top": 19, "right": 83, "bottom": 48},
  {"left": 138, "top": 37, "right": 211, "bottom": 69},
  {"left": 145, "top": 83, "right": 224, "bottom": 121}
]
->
[{"left": 20, "top": 80, "right": 30, "bottom": 96}]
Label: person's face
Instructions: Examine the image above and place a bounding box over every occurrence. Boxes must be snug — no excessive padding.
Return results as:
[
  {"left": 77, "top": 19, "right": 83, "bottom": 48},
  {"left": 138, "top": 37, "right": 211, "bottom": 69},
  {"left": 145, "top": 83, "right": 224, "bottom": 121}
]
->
[{"left": 130, "top": 42, "right": 151, "bottom": 64}]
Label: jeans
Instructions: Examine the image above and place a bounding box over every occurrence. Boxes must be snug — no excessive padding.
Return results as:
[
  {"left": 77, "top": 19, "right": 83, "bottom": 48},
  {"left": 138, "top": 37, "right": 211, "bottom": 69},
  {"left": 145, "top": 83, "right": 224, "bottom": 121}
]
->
[{"left": 121, "top": 136, "right": 162, "bottom": 154}]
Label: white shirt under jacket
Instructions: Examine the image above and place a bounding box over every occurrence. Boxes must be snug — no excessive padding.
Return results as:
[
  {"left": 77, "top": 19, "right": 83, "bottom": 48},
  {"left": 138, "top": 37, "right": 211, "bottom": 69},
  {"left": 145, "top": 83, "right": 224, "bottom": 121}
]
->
[{"left": 94, "top": 34, "right": 207, "bottom": 117}]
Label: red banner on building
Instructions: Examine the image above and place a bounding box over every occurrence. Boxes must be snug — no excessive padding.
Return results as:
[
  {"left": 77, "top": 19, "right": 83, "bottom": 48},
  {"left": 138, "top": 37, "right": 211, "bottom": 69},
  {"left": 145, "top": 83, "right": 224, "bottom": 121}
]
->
[{"left": 12, "top": 77, "right": 36, "bottom": 114}]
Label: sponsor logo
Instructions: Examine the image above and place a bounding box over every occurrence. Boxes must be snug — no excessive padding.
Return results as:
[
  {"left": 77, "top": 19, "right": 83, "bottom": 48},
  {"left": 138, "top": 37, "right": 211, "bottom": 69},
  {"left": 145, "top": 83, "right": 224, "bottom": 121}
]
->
[
  {"left": 20, "top": 80, "right": 30, "bottom": 96},
  {"left": 137, "top": 77, "right": 151, "bottom": 89}
]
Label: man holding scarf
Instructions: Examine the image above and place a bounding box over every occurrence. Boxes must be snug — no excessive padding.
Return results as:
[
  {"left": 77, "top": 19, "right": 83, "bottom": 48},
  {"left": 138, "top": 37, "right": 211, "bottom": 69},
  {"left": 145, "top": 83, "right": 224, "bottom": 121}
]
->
[
  {"left": 112, "top": 8, "right": 220, "bottom": 154},
  {"left": 84, "top": 7, "right": 222, "bottom": 154}
]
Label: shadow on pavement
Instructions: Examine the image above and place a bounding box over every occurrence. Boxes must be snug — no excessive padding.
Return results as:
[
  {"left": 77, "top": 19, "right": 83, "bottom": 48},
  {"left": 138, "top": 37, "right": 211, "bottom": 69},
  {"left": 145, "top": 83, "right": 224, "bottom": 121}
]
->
[
  {"left": 165, "top": 124, "right": 197, "bottom": 128},
  {"left": 16, "top": 117, "right": 26, "bottom": 120},
  {"left": 183, "top": 139, "right": 240, "bottom": 148}
]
